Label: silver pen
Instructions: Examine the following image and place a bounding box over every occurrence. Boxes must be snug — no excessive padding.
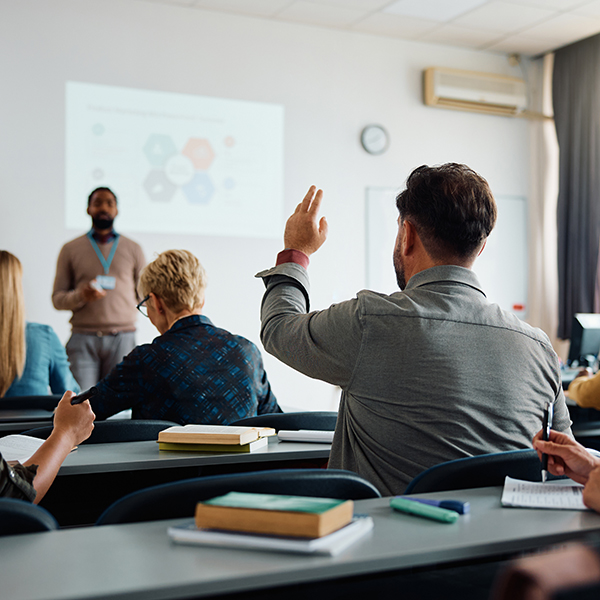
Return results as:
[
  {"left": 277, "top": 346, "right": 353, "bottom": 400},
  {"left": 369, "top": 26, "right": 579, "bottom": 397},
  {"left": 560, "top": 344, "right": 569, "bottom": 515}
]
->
[{"left": 541, "top": 400, "right": 554, "bottom": 483}]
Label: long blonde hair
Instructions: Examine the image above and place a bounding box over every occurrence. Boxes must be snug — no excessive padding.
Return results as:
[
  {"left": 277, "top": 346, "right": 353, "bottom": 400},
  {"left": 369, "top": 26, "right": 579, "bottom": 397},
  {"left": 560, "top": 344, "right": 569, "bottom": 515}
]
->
[{"left": 0, "top": 251, "right": 26, "bottom": 397}]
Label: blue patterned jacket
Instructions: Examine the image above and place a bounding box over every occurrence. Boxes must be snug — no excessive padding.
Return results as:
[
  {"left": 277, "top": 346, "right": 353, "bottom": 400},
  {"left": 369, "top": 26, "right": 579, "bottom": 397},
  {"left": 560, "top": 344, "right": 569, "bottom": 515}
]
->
[{"left": 91, "top": 315, "right": 280, "bottom": 423}]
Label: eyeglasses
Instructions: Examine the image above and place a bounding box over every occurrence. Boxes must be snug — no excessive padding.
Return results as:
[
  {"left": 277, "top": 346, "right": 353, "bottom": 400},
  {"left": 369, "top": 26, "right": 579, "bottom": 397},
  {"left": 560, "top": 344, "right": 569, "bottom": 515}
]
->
[{"left": 136, "top": 294, "right": 150, "bottom": 317}]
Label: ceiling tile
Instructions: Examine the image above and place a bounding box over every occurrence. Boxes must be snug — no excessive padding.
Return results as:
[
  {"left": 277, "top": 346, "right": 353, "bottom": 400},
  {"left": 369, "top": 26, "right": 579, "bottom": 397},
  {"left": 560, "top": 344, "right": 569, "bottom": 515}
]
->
[
  {"left": 521, "top": 12, "right": 600, "bottom": 40},
  {"left": 505, "top": 0, "right": 591, "bottom": 10},
  {"left": 194, "top": 0, "right": 294, "bottom": 16},
  {"left": 306, "top": 0, "right": 393, "bottom": 10},
  {"left": 351, "top": 13, "right": 439, "bottom": 38},
  {"left": 572, "top": 0, "right": 600, "bottom": 17},
  {"left": 486, "top": 34, "right": 558, "bottom": 55},
  {"left": 275, "top": 1, "right": 369, "bottom": 27},
  {"left": 383, "top": 0, "right": 488, "bottom": 22},
  {"left": 452, "top": 1, "right": 557, "bottom": 33},
  {"left": 419, "top": 23, "right": 505, "bottom": 48}
]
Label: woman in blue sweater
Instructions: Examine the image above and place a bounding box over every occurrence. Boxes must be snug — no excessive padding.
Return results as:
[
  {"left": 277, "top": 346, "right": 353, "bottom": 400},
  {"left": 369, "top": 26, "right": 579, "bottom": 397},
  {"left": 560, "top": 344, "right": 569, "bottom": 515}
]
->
[{"left": 0, "top": 251, "right": 79, "bottom": 397}]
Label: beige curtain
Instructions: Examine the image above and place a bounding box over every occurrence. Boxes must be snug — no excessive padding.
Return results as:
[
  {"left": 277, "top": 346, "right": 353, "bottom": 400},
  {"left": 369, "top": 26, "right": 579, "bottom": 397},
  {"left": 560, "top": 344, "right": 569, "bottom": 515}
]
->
[{"left": 526, "top": 54, "right": 568, "bottom": 358}]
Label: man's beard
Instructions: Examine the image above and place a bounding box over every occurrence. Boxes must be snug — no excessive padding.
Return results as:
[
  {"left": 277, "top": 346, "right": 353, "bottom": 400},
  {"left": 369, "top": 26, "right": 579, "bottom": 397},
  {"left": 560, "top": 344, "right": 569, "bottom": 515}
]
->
[
  {"left": 92, "top": 217, "right": 114, "bottom": 230},
  {"left": 393, "top": 251, "right": 406, "bottom": 290}
]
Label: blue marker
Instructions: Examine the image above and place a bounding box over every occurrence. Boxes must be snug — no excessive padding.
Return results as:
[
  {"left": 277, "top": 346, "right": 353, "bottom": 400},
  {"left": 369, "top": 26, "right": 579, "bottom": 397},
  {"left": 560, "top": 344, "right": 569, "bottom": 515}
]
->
[{"left": 399, "top": 497, "right": 470, "bottom": 515}]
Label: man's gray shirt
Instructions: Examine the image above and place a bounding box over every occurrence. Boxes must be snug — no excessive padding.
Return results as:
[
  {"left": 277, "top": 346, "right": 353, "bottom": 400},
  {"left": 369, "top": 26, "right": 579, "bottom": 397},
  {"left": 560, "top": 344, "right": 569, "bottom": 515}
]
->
[{"left": 257, "top": 263, "right": 572, "bottom": 496}]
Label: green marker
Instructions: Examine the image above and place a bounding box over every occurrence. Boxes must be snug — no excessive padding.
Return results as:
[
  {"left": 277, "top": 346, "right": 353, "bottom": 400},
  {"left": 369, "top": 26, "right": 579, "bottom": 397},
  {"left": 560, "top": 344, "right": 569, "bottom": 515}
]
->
[{"left": 390, "top": 497, "right": 459, "bottom": 524}]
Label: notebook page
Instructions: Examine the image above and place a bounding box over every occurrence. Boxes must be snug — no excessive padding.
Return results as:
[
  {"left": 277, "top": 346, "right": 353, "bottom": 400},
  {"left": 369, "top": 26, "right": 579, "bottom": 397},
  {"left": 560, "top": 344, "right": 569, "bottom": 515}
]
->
[{"left": 501, "top": 476, "right": 588, "bottom": 510}]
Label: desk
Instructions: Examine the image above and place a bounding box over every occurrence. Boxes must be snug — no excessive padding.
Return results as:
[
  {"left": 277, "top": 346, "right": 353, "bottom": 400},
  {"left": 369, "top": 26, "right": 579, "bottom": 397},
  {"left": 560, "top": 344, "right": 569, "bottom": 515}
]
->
[
  {"left": 40, "top": 439, "right": 331, "bottom": 526},
  {"left": 0, "top": 409, "right": 54, "bottom": 437},
  {"left": 5, "top": 486, "right": 600, "bottom": 600}
]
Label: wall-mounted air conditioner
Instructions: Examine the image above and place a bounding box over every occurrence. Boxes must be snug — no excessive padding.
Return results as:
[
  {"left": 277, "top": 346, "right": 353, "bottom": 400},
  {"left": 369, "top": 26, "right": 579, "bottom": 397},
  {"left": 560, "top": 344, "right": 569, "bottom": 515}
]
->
[{"left": 423, "top": 67, "right": 527, "bottom": 117}]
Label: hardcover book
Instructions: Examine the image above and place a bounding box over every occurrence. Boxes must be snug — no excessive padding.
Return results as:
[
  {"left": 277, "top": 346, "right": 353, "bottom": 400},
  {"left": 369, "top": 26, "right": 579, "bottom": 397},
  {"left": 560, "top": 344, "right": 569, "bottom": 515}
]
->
[
  {"left": 158, "top": 437, "right": 268, "bottom": 453},
  {"left": 195, "top": 491, "right": 354, "bottom": 538},
  {"left": 158, "top": 425, "right": 275, "bottom": 446}
]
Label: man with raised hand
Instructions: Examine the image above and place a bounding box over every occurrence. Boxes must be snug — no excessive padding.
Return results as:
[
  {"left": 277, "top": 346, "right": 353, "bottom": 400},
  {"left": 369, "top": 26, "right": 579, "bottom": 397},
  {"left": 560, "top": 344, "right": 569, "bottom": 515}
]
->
[{"left": 256, "top": 163, "right": 571, "bottom": 495}]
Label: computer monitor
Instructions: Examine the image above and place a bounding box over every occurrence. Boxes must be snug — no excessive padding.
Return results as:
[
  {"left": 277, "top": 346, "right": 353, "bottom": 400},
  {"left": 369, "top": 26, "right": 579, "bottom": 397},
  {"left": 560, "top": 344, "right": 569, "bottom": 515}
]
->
[{"left": 567, "top": 313, "right": 600, "bottom": 366}]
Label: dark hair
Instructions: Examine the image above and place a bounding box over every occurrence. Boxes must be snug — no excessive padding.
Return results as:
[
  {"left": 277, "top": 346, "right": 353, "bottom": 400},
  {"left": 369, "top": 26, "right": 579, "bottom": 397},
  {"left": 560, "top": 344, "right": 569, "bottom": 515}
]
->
[
  {"left": 395, "top": 163, "right": 497, "bottom": 260},
  {"left": 88, "top": 187, "right": 117, "bottom": 206}
]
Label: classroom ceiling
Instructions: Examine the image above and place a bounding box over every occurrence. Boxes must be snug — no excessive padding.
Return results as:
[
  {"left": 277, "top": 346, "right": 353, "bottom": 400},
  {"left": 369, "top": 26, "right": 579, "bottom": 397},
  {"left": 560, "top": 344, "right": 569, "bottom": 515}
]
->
[{"left": 137, "top": 0, "right": 600, "bottom": 57}]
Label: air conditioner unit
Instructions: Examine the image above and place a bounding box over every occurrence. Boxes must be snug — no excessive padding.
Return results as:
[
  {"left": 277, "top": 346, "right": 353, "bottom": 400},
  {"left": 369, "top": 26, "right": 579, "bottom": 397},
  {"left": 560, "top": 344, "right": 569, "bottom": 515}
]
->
[{"left": 423, "top": 67, "right": 527, "bottom": 117}]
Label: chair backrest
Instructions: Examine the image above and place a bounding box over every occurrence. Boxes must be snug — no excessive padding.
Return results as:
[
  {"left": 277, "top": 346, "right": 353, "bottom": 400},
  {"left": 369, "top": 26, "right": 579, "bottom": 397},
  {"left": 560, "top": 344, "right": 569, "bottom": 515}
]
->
[
  {"left": 0, "top": 394, "right": 62, "bottom": 411},
  {"left": 23, "top": 419, "right": 179, "bottom": 444},
  {"left": 230, "top": 411, "right": 338, "bottom": 431},
  {"left": 405, "top": 449, "right": 543, "bottom": 494},
  {"left": 0, "top": 498, "right": 59, "bottom": 536},
  {"left": 96, "top": 468, "right": 381, "bottom": 525}
]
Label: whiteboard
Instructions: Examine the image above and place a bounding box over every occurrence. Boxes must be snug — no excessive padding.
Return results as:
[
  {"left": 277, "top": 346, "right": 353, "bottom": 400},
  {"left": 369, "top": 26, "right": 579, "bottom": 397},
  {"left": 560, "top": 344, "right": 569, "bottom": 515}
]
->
[{"left": 365, "top": 187, "right": 528, "bottom": 318}]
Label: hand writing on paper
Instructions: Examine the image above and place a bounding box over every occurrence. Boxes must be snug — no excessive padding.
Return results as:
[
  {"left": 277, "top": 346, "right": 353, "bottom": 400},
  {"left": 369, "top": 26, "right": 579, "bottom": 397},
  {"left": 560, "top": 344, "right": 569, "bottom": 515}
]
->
[
  {"left": 533, "top": 429, "right": 600, "bottom": 485},
  {"left": 283, "top": 186, "right": 328, "bottom": 257}
]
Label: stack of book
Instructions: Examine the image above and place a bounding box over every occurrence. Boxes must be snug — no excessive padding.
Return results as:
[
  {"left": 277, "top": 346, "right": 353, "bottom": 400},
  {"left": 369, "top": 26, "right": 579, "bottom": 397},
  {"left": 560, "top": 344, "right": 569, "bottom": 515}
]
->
[
  {"left": 157, "top": 425, "right": 275, "bottom": 453},
  {"left": 168, "top": 491, "right": 374, "bottom": 556}
]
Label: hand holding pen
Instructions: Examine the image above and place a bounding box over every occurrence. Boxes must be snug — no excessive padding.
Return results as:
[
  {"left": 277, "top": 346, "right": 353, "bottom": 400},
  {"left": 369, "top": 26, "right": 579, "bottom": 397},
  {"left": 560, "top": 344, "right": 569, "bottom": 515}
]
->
[
  {"left": 70, "top": 387, "right": 98, "bottom": 405},
  {"left": 533, "top": 429, "right": 599, "bottom": 486}
]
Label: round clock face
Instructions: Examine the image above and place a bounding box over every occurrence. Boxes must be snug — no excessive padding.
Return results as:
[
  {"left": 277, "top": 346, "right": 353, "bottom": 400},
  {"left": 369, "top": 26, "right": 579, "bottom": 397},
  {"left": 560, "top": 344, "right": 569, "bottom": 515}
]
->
[{"left": 361, "top": 125, "right": 389, "bottom": 155}]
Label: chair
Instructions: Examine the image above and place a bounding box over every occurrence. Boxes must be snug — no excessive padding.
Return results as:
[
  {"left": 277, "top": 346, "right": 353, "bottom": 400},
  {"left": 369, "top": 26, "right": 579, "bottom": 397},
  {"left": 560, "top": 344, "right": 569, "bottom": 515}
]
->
[
  {"left": 230, "top": 411, "right": 338, "bottom": 431},
  {"left": 0, "top": 498, "right": 59, "bottom": 536},
  {"left": 23, "top": 419, "right": 178, "bottom": 444},
  {"left": 405, "top": 449, "right": 544, "bottom": 494},
  {"left": 96, "top": 468, "right": 381, "bottom": 525},
  {"left": 0, "top": 394, "right": 62, "bottom": 411}
]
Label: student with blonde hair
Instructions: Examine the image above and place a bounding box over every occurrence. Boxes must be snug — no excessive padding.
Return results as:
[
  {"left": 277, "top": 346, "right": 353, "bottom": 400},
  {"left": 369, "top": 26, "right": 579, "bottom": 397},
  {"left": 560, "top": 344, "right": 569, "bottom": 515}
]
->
[
  {"left": 89, "top": 249, "right": 280, "bottom": 423},
  {"left": 0, "top": 251, "right": 79, "bottom": 397}
]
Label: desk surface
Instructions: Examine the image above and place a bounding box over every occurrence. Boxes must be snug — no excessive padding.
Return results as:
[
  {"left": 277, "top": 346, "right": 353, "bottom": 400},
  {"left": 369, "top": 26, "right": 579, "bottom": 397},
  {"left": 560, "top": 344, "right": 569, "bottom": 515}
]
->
[
  {"left": 58, "top": 438, "right": 332, "bottom": 476},
  {"left": 4, "top": 486, "right": 600, "bottom": 600}
]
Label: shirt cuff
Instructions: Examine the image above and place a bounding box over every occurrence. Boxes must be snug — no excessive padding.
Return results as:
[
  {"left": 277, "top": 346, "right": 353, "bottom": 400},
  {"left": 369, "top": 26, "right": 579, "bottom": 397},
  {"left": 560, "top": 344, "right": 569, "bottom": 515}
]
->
[{"left": 276, "top": 249, "right": 310, "bottom": 269}]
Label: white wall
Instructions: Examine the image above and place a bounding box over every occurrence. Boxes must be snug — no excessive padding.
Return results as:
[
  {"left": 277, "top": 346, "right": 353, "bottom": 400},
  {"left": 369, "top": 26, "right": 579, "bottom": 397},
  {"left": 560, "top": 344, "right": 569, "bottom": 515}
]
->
[{"left": 0, "top": 0, "right": 530, "bottom": 410}]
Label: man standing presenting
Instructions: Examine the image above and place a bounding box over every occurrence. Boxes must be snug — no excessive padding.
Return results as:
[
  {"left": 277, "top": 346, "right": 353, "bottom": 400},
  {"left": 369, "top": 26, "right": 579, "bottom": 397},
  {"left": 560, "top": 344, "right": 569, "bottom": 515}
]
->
[
  {"left": 257, "top": 163, "right": 571, "bottom": 495},
  {"left": 52, "top": 187, "right": 145, "bottom": 390}
]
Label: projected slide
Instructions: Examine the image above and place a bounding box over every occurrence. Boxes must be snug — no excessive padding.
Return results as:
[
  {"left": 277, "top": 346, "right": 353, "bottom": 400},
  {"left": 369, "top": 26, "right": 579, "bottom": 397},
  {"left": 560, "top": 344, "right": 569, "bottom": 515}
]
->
[{"left": 65, "top": 82, "right": 284, "bottom": 238}]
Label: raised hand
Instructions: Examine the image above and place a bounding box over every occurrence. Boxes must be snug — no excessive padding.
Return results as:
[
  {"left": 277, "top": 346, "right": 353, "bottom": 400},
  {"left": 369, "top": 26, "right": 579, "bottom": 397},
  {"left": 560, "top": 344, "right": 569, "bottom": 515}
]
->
[{"left": 283, "top": 186, "right": 328, "bottom": 257}]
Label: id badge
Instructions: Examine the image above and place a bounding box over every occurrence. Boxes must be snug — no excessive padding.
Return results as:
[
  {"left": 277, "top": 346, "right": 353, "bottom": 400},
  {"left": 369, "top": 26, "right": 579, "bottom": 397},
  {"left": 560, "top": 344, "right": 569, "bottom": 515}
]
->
[{"left": 96, "top": 275, "right": 116, "bottom": 290}]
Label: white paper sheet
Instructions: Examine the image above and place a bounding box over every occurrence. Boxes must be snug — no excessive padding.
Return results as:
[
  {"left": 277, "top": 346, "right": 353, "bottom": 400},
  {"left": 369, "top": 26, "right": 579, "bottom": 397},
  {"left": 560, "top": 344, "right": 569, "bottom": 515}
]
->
[
  {"left": 0, "top": 435, "right": 45, "bottom": 463},
  {"left": 501, "top": 476, "right": 588, "bottom": 510}
]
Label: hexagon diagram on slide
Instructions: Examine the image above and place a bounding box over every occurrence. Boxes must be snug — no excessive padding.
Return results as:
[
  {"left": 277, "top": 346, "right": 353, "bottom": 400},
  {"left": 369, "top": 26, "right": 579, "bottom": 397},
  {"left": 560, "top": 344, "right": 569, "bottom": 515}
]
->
[
  {"left": 183, "top": 172, "right": 215, "bottom": 205},
  {"left": 143, "top": 170, "right": 178, "bottom": 202},
  {"left": 182, "top": 138, "right": 215, "bottom": 170},
  {"left": 143, "top": 134, "right": 178, "bottom": 168},
  {"left": 142, "top": 135, "right": 217, "bottom": 205}
]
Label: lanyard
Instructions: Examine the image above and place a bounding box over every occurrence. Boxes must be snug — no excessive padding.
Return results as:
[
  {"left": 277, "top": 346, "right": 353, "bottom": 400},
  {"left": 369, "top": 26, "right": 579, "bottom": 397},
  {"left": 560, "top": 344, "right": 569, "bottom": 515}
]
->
[{"left": 87, "top": 230, "right": 120, "bottom": 275}]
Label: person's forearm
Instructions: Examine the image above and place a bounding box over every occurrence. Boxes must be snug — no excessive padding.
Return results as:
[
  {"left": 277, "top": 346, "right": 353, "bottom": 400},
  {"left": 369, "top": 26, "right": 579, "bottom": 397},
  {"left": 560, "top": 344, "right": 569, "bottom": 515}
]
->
[
  {"left": 52, "top": 289, "right": 86, "bottom": 311},
  {"left": 23, "top": 432, "right": 74, "bottom": 503}
]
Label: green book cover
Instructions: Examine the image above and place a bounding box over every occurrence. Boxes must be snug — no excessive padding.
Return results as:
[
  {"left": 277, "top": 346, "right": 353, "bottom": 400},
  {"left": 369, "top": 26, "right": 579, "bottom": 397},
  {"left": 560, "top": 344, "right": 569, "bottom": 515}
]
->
[{"left": 203, "top": 492, "right": 345, "bottom": 513}]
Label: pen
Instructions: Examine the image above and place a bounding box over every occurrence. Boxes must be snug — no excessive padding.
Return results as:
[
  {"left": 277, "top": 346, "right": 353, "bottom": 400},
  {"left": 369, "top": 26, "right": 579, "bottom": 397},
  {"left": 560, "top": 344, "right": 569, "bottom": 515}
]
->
[
  {"left": 71, "top": 387, "right": 98, "bottom": 405},
  {"left": 398, "top": 497, "right": 470, "bottom": 514},
  {"left": 390, "top": 497, "right": 459, "bottom": 523},
  {"left": 541, "top": 399, "right": 554, "bottom": 483}
]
